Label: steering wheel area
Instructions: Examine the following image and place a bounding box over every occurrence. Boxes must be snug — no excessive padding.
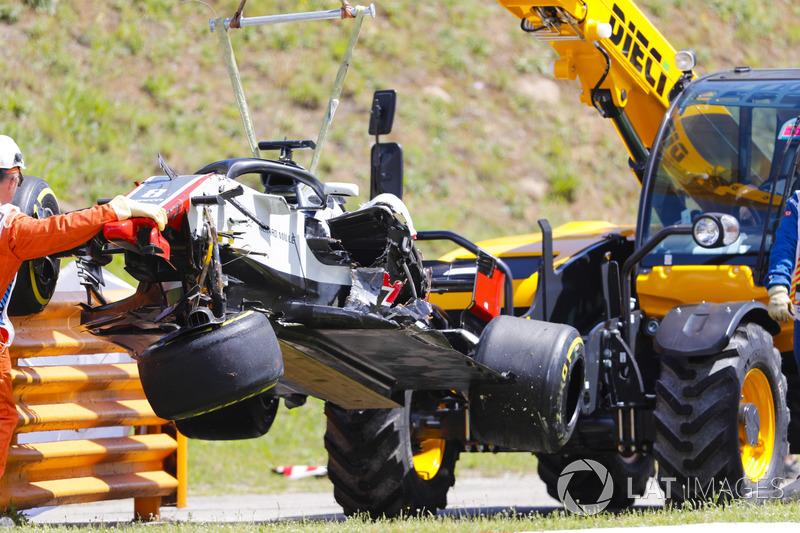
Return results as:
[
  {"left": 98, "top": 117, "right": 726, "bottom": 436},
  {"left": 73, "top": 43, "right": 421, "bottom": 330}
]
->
[{"left": 196, "top": 158, "right": 328, "bottom": 209}]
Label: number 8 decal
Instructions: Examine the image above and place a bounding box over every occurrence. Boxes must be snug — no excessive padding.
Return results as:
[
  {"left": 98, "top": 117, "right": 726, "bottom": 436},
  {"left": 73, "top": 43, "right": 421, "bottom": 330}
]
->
[{"left": 141, "top": 188, "right": 167, "bottom": 199}]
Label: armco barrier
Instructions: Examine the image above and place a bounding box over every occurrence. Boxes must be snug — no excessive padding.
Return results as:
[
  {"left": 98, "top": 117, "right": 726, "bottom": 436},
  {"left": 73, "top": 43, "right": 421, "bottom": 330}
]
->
[{"left": 0, "top": 269, "right": 186, "bottom": 520}]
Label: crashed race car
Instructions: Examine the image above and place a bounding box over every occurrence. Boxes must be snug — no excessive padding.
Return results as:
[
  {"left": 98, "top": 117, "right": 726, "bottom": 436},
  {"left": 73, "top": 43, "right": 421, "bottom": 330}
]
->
[
  {"left": 41, "top": 4, "right": 586, "bottom": 518},
  {"left": 68, "top": 3, "right": 519, "bottom": 431},
  {"left": 77, "top": 145, "right": 511, "bottom": 422},
  {"left": 64, "top": 6, "right": 472, "bottom": 407}
]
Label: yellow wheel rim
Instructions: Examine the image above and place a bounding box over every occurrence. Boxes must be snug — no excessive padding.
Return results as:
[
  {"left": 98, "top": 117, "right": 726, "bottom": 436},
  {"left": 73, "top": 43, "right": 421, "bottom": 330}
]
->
[
  {"left": 740, "top": 368, "right": 775, "bottom": 482},
  {"left": 412, "top": 439, "right": 445, "bottom": 481}
]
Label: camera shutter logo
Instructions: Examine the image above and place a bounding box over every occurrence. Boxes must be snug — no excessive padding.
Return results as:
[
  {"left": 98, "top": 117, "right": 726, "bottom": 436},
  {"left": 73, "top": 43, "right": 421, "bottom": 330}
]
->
[{"left": 557, "top": 459, "right": 614, "bottom": 515}]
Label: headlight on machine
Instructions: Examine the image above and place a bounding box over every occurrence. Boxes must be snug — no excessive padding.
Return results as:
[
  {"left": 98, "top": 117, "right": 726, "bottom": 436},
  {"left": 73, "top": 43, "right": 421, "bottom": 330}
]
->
[
  {"left": 675, "top": 49, "right": 697, "bottom": 73},
  {"left": 692, "top": 213, "right": 740, "bottom": 248}
]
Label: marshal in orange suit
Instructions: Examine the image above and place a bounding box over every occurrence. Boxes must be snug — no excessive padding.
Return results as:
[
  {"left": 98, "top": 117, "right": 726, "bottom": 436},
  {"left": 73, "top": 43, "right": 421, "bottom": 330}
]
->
[{"left": 0, "top": 135, "right": 167, "bottom": 477}]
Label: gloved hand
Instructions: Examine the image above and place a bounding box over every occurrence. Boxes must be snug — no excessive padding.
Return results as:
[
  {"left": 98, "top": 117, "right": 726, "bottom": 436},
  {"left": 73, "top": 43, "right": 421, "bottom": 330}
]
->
[
  {"left": 109, "top": 195, "right": 167, "bottom": 231},
  {"left": 768, "top": 285, "right": 794, "bottom": 323}
]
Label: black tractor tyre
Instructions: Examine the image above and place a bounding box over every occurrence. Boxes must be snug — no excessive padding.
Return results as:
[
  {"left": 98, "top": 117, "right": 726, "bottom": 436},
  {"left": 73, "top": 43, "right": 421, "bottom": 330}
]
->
[
  {"left": 138, "top": 311, "right": 284, "bottom": 421},
  {"left": 175, "top": 392, "right": 279, "bottom": 440},
  {"left": 324, "top": 391, "right": 459, "bottom": 518},
  {"left": 785, "top": 374, "right": 800, "bottom": 454},
  {"left": 537, "top": 452, "right": 655, "bottom": 511},
  {"left": 8, "top": 175, "right": 61, "bottom": 316},
  {"left": 653, "top": 321, "right": 789, "bottom": 505}
]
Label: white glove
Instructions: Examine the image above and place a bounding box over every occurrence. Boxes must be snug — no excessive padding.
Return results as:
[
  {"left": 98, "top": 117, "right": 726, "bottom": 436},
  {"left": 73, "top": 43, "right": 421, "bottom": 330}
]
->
[
  {"left": 768, "top": 285, "right": 794, "bottom": 323},
  {"left": 109, "top": 195, "right": 167, "bottom": 231}
]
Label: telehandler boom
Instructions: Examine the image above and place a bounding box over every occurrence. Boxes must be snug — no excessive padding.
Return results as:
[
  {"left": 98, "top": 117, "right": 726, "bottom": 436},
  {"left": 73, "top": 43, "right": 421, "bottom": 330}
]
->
[{"left": 498, "top": 1, "right": 690, "bottom": 170}]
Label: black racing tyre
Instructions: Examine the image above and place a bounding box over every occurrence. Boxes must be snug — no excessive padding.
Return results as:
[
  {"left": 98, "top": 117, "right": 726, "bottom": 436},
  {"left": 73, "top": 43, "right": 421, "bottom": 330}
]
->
[
  {"left": 8, "top": 175, "right": 61, "bottom": 316},
  {"left": 175, "top": 392, "right": 279, "bottom": 440},
  {"left": 138, "top": 311, "right": 284, "bottom": 421},
  {"left": 324, "top": 391, "right": 459, "bottom": 518},
  {"left": 537, "top": 452, "right": 655, "bottom": 511},
  {"left": 653, "top": 322, "right": 789, "bottom": 505},
  {"left": 470, "top": 316, "right": 584, "bottom": 453}
]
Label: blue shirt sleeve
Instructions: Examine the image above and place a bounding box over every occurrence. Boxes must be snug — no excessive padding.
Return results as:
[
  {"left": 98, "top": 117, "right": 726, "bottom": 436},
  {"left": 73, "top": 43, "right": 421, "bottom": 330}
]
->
[{"left": 766, "top": 192, "right": 800, "bottom": 289}]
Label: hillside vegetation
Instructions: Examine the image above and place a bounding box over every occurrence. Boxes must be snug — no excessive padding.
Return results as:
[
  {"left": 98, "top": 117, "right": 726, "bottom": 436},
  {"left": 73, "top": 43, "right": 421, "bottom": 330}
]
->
[{"left": 1, "top": 0, "right": 800, "bottom": 245}]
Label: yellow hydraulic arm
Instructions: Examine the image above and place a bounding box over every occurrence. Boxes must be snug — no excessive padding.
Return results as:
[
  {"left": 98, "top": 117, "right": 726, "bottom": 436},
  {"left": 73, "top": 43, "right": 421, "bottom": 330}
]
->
[{"left": 496, "top": 1, "right": 691, "bottom": 172}]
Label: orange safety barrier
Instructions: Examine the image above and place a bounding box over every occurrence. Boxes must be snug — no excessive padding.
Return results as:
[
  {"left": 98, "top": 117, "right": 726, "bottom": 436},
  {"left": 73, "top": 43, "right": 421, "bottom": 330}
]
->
[{"left": 0, "top": 273, "right": 187, "bottom": 520}]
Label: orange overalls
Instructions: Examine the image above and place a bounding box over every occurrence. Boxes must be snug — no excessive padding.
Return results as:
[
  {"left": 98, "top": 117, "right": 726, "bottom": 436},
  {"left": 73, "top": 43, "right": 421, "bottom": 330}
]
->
[{"left": 0, "top": 202, "right": 118, "bottom": 477}]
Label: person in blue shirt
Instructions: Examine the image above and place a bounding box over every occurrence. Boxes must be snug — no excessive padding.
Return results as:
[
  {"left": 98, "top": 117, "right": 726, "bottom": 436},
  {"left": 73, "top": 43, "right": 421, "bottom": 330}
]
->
[
  {"left": 766, "top": 190, "right": 800, "bottom": 481},
  {"left": 766, "top": 191, "right": 800, "bottom": 344}
]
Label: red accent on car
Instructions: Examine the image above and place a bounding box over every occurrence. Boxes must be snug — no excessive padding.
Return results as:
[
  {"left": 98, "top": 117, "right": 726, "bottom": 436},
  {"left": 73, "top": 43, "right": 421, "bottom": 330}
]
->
[
  {"left": 102, "top": 173, "right": 217, "bottom": 259},
  {"left": 103, "top": 219, "right": 172, "bottom": 260},
  {"left": 468, "top": 268, "right": 505, "bottom": 322},
  {"left": 382, "top": 272, "right": 403, "bottom": 305},
  {"left": 103, "top": 220, "right": 137, "bottom": 242}
]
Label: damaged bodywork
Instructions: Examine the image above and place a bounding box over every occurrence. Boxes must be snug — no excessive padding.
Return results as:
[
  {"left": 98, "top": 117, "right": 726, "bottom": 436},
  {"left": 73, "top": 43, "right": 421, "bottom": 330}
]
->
[
  {"left": 73, "top": 3, "right": 516, "bottom": 423},
  {"left": 78, "top": 150, "right": 508, "bottom": 415}
]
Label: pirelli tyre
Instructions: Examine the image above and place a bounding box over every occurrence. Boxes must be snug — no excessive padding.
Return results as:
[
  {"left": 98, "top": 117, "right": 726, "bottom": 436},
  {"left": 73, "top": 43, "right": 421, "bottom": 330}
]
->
[
  {"left": 175, "top": 392, "right": 279, "bottom": 440},
  {"left": 537, "top": 452, "right": 655, "bottom": 512},
  {"left": 653, "top": 322, "right": 789, "bottom": 505},
  {"left": 8, "top": 175, "right": 61, "bottom": 316},
  {"left": 324, "top": 391, "right": 459, "bottom": 518},
  {"left": 138, "top": 311, "right": 284, "bottom": 421},
  {"left": 469, "top": 315, "right": 584, "bottom": 453}
]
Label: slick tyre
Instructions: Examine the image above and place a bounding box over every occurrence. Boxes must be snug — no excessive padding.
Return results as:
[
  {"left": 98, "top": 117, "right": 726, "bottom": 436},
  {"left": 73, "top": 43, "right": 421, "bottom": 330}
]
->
[
  {"left": 324, "top": 391, "right": 459, "bottom": 518},
  {"left": 9, "top": 176, "right": 61, "bottom": 316},
  {"left": 537, "top": 452, "right": 655, "bottom": 511},
  {"left": 470, "top": 316, "right": 584, "bottom": 453},
  {"left": 653, "top": 322, "right": 789, "bottom": 505},
  {"left": 175, "top": 392, "right": 279, "bottom": 440},
  {"left": 138, "top": 311, "right": 284, "bottom": 421}
]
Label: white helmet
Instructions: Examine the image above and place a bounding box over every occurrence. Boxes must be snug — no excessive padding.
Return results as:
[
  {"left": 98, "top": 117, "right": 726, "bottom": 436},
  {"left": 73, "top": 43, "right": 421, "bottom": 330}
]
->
[{"left": 0, "top": 135, "right": 25, "bottom": 170}]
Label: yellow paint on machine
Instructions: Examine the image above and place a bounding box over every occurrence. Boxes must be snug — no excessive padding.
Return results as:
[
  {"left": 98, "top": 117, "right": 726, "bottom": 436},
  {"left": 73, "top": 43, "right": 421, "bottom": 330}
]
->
[
  {"left": 437, "top": 221, "right": 630, "bottom": 262},
  {"left": 432, "top": 222, "right": 791, "bottom": 356},
  {"left": 495, "top": 0, "right": 683, "bottom": 159},
  {"left": 636, "top": 265, "right": 790, "bottom": 352},
  {"left": 431, "top": 221, "right": 632, "bottom": 312}
]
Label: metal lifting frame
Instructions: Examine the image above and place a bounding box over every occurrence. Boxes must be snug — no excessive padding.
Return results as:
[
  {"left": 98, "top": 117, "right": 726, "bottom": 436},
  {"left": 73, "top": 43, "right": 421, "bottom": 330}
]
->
[{"left": 211, "top": 4, "right": 376, "bottom": 173}]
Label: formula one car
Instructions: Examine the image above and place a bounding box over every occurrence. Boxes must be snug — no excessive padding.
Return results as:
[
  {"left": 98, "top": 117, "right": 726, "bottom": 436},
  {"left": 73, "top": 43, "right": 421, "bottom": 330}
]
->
[
  {"left": 76, "top": 136, "right": 511, "bottom": 438},
  {"left": 69, "top": 4, "right": 518, "bottom": 441},
  {"left": 61, "top": 6, "right": 590, "bottom": 518}
]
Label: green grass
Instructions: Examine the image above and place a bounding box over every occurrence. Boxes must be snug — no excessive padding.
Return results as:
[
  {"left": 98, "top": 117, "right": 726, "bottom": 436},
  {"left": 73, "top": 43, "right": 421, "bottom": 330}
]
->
[
  {"left": 5, "top": 0, "right": 796, "bottom": 239},
  {"left": 188, "top": 399, "right": 332, "bottom": 495},
  {"left": 9, "top": 0, "right": 796, "bottom": 240},
  {"left": 9, "top": 500, "right": 800, "bottom": 531}
]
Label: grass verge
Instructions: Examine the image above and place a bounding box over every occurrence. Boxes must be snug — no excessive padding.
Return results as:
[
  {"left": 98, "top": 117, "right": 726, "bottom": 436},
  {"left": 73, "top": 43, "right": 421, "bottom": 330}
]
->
[{"left": 14, "top": 499, "right": 800, "bottom": 532}]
